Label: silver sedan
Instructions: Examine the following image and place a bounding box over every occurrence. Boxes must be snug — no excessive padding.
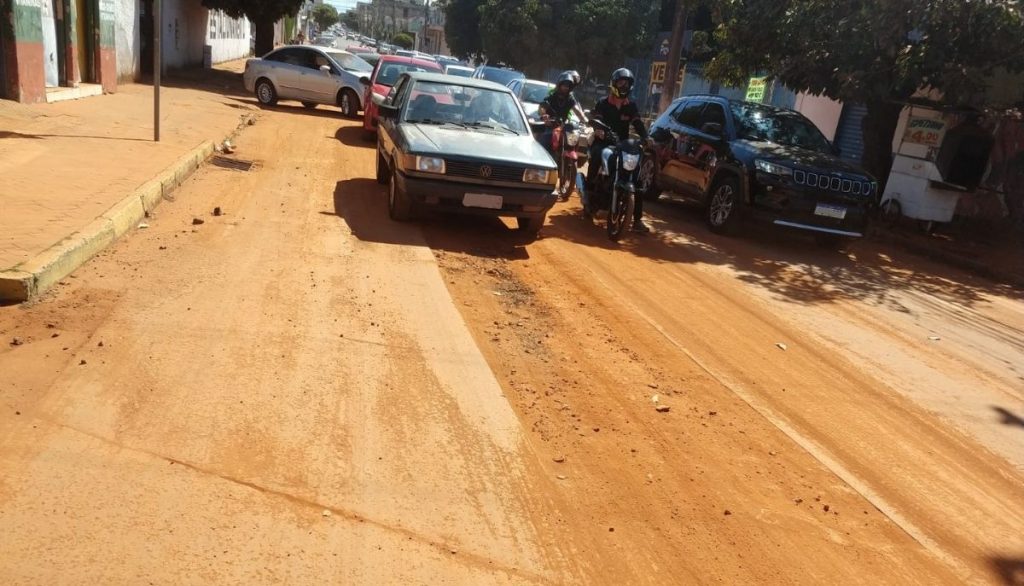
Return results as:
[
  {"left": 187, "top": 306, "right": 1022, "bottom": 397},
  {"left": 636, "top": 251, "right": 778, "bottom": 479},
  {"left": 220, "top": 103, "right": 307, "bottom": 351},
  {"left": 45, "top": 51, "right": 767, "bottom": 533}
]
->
[{"left": 243, "top": 46, "right": 373, "bottom": 117}]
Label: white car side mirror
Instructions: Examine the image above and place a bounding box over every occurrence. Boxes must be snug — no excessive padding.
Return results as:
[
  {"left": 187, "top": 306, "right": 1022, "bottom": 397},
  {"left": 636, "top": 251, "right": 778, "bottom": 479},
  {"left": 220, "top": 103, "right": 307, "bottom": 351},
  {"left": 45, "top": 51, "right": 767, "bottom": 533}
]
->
[{"left": 320, "top": 65, "right": 331, "bottom": 75}]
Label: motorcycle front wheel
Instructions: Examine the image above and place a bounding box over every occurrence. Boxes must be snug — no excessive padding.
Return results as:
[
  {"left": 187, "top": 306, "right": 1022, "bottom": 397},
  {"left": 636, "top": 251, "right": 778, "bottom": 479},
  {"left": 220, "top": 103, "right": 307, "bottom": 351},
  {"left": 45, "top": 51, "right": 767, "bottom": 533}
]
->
[{"left": 607, "top": 185, "right": 634, "bottom": 242}]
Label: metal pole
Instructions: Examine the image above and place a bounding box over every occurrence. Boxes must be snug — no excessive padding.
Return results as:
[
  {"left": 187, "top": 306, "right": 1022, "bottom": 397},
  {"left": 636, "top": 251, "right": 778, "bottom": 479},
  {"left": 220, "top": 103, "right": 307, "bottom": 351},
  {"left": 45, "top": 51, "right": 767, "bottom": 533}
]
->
[{"left": 154, "top": 0, "right": 161, "bottom": 141}]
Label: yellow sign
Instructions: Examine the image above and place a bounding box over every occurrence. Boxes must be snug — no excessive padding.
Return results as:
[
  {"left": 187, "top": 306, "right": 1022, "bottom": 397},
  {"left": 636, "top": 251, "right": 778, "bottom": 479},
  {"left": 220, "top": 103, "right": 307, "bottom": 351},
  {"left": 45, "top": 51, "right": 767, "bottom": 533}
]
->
[
  {"left": 902, "top": 117, "right": 946, "bottom": 146},
  {"left": 745, "top": 76, "right": 767, "bottom": 102},
  {"left": 650, "top": 62, "right": 684, "bottom": 86}
]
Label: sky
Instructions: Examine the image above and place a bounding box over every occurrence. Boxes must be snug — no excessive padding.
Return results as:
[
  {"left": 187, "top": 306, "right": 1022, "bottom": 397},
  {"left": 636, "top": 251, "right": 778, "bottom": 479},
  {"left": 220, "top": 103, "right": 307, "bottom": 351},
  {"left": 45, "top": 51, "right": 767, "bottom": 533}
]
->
[{"left": 325, "top": 0, "right": 358, "bottom": 13}]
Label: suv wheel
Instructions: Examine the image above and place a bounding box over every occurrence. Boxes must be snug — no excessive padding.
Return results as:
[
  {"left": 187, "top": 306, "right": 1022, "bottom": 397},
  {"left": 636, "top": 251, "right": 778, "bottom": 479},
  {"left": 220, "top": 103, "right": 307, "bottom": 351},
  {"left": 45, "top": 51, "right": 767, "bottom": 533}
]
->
[{"left": 707, "top": 176, "right": 741, "bottom": 234}]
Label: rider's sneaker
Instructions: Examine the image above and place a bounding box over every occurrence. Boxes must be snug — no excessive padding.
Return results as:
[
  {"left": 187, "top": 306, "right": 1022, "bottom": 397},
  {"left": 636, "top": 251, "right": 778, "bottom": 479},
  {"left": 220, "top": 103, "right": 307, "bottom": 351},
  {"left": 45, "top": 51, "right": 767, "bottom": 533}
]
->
[{"left": 631, "top": 220, "right": 651, "bottom": 234}]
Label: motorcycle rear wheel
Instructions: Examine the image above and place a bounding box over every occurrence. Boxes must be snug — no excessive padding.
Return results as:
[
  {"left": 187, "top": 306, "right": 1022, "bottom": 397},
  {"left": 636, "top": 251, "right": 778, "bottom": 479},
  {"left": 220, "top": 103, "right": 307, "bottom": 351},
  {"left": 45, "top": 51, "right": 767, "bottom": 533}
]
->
[{"left": 607, "top": 186, "right": 634, "bottom": 241}]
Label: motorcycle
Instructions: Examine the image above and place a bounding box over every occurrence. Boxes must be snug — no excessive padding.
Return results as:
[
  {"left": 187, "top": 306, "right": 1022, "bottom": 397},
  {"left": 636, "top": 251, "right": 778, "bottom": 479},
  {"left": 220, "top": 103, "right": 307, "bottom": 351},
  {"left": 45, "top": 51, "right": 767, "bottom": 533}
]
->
[
  {"left": 581, "top": 120, "right": 645, "bottom": 241},
  {"left": 538, "top": 116, "right": 586, "bottom": 201}
]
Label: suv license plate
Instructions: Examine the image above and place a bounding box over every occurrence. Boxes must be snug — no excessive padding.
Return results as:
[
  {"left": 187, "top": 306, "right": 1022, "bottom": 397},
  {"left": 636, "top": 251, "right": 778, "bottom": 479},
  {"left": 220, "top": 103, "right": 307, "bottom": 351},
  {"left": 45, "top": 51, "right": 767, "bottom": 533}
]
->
[
  {"left": 463, "top": 193, "right": 503, "bottom": 209},
  {"left": 814, "top": 203, "right": 847, "bottom": 220}
]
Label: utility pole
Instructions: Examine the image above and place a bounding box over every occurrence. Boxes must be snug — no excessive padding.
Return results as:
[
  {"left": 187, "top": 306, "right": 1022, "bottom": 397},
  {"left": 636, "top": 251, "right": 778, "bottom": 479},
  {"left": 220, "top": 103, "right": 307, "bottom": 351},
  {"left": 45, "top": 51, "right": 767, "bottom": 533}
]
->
[
  {"left": 659, "top": 0, "right": 686, "bottom": 114},
  {"left": 154, "top": 0, "right": 161, "bottom": 142}
]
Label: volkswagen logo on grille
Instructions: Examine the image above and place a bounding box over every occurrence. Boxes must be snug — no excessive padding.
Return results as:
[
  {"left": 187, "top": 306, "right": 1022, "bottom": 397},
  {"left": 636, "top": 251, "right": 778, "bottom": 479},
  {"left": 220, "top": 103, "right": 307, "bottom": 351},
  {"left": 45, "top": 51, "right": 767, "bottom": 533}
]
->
[{"left": 479, "top": 165, "right": 493, "bottom": 178}]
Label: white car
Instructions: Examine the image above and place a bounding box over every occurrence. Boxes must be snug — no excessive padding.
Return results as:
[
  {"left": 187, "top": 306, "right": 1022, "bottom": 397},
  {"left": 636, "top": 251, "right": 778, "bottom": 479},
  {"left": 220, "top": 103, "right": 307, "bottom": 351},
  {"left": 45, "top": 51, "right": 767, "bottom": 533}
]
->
[
  {"left": 506, "top": 78, "right": 555, "bottom": 123},
  {"left": 443, "top": 64, "right": 474, "bottom": 78},
  {"left": 243, "top": 46, "right": 373, "bottom": 117}
]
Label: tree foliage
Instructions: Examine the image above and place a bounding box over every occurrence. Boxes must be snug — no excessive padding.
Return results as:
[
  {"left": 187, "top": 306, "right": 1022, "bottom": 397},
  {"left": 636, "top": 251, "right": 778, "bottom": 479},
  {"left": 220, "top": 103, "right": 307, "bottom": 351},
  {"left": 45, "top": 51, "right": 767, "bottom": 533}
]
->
[
  {"left": 706, "top": 0, "right": 1024, "bottom": 182},
  {"left": 392, "top": 32, "right": 415, "bottom": 50},
  {"left": 202, "top": 0, "right": 305, "bottom": 55},
  {"left": 442, "top": 0, "right": 660, "bottom": 77},
  {"left": 311, "top": 4, "right": 339, "bottom": 32}
]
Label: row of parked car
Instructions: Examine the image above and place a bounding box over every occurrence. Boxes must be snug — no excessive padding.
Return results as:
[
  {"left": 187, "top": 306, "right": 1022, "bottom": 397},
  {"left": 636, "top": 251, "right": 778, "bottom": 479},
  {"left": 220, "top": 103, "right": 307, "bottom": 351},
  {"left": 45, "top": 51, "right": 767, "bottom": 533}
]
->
[{"left": 242, "top": 47, "right": 876, "bottom": 245}]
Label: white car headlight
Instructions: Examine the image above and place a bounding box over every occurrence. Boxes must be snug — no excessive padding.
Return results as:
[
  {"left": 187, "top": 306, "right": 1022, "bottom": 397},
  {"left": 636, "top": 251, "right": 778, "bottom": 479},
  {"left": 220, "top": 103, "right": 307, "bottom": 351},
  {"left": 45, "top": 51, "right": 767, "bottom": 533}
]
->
[
  {"left": 755, "top": 159, "right": 792, "bottom": 176},
  {"left": 523, "top": 168, "right": 552, "bottom": 184},
  {"left": 566, "top": 130, "right": 580, "bottom": 146},
  {"left": 621, "top": 153, "right": 640, "bottom": 171},
  {"left": 416, "top": 156, "right": 446, "bottom": 174}
]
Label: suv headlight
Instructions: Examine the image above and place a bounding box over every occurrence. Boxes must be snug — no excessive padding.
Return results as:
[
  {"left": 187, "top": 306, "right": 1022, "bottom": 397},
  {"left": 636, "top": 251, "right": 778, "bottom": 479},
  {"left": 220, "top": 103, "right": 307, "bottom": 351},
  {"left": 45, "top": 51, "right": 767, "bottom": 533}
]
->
[
  {"left": 523, "top": 168, "right": 552, "bottom": 184},
  {"left": 566, "top": 130, "right": 580, "bottom": 146},
  {"left": 415, "top": 156, "right": 446, "bottom": 174},
  {"left": 755, "top": 159, "right": 792, "bottom": 176}
]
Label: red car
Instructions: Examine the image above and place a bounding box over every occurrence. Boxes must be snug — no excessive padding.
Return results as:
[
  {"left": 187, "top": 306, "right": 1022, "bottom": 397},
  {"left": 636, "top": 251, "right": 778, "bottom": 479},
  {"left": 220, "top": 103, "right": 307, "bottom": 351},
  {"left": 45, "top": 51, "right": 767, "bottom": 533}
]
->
[{"left": 362, "top": 55, "right": 443, "bottom": 136}]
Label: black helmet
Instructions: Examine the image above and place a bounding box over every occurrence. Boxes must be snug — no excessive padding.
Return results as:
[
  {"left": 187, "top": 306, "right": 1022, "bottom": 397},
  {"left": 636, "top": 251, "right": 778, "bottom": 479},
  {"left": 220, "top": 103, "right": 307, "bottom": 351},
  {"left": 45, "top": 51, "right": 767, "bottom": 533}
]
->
[
  {"left": 610, "top": 68, "right": 634, "bottom": 98},
  {"left": 556, "top": 70, "right": 576, "bottom": 91}
]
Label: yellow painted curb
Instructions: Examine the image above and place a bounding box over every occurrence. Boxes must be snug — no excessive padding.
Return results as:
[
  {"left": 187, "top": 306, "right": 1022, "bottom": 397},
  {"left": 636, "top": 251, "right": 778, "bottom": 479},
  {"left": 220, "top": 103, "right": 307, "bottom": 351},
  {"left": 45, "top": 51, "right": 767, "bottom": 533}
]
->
[{"left": 0, "top": 139, "right": 218, "bottom": 302}]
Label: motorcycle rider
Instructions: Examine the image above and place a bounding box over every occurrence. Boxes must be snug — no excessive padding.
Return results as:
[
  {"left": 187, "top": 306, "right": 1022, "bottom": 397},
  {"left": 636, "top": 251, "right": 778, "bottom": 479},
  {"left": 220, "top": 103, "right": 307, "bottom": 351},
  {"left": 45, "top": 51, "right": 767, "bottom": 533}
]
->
[
  {"left": 586, "top": 68, "right": 651, "bottom": 233},
  {"left": 538, "top": 71, "right": 579, "bottom": 147},
  {"left": 539, "top": 71, "right": 585, "bottom": 201}
]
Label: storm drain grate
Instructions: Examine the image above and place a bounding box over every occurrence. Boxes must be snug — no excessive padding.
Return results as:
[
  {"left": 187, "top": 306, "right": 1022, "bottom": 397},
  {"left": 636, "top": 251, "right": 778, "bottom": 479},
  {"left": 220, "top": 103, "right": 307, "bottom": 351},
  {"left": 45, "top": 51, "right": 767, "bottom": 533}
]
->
[{"left": 210, "top": 155, "right": 257, "bottom": 172}]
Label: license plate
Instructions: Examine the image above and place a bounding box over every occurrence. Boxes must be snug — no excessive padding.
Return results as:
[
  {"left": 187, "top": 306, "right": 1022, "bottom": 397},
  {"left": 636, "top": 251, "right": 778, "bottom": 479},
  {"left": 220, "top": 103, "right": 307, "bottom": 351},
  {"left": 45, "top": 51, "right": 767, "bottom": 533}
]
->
[
  {"left": 814, "top": 203, "right": 847, "bottom": 220},
  {"left": 463, "top": 193, "right": 503, "bottom": 209}
]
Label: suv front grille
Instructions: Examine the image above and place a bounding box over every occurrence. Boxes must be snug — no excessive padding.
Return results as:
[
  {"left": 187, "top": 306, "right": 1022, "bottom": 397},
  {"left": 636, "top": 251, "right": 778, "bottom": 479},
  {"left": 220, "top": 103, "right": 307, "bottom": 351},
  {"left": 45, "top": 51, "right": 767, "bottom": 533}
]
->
[
  {"left": 793, "top": 170, "right": 873, "bottom": 196},
  {"left": 446, "top": 160, "right": 524, "bottom": 182}
]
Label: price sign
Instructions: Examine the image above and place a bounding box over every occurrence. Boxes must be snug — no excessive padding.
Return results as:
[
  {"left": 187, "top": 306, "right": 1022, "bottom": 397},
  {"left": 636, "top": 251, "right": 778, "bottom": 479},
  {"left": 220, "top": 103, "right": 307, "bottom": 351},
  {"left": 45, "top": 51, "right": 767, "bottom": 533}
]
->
[
  {"left": 903, "top": 117, "right": 946, "bottom": 146},
  {"left": 745, "top": 76, "right": 767, "bottom": 102}
]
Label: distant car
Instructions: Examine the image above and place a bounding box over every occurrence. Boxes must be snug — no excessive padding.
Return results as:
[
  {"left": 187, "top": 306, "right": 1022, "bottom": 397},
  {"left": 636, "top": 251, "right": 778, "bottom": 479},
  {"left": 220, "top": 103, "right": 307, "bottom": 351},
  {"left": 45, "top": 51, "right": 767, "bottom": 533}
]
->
[
  {"left": 312, "top": 36, "right": 335, "bottom": 47},
  {"left": 356, "top": 52, "right": 381, "bottom": 69},
  {"left": 347, "top": 45, "right": 376, "bottom": 54},
  {"left": 435, "top": 55, "right": 461, "bottom": 66},
  {"left": 374, "top": 72, "right": 558, "bottom": 235},
  {"left": 444, "top": 64, "right": 474, "bottom": 78},
  {"left": 243, "top": 46, "right": 373, "bottom": 117},
  {"left": 506, "top": 78, "right": 554, "bottom": 123},
  {"left": 471, "top": 65, "right": 525, "bottom": 87},
  {"left": 646, "top": 95, "right": 877, "bottom": 246},
  {"left": 361, "top": 55, "right": 443, "bottom": 136}
]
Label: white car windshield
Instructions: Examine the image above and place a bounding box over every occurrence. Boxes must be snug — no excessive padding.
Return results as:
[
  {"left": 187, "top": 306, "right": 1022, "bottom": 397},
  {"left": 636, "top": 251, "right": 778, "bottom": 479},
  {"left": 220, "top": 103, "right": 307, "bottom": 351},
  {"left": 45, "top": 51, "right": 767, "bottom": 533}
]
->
[
  {"left": 324, "top": 51, "right": 372, "bottom": 73},
  {"left": 404, "top": 81, "right": 528, "bottom": 135}
]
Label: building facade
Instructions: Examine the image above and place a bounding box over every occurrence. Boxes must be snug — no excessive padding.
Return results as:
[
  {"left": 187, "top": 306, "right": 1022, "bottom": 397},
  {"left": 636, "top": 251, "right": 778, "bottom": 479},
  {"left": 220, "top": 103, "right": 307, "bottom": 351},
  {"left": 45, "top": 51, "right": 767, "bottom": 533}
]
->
[
  {"left": 1, "top": 0, "right": 117, "bottom": 102},
  {"left": 1, "top": 0, "right": 252, "bottom": 103}
]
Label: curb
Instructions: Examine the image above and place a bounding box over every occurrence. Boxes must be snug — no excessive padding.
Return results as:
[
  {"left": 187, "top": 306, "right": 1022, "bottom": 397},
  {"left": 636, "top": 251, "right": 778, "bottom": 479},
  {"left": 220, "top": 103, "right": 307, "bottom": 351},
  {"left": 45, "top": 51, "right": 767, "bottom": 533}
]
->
[
  {"left": 875, "top": 231, "right": 1024, "bottom": 290},
  {"left": 0, "top": 141, "right": 215, "bottom": 302}
]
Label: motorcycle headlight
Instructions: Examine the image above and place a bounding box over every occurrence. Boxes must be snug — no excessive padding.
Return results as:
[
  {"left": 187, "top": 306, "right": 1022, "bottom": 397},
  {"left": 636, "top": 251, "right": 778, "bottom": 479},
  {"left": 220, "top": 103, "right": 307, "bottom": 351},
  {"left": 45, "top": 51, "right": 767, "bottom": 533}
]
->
[
  {"left": 415, "top": 156, "right": 446, "bottom": 174},
  {"left": 621, "top": 153, "right": 640, "bottom": 171},
  {"left": 566, "top": 130, "right": 580, "bottom": 146},
  {"left": 754, "top": 159, "right": 792, "bottom": 176},
  {"left": 523, "top": 168, "right": 552, "bottom": 184}
]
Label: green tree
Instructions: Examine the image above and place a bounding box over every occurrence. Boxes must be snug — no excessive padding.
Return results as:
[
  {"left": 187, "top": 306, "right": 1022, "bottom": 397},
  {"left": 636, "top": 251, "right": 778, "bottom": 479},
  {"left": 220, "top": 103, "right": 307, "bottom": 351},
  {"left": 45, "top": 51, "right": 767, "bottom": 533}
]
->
[
  {"left": 342, "top": 11, "right": 360, "bottom": 32},
  {"left": 311, "top": 4, "right": 339, "bottom": 32},
  {"left": 442, "top": 0, "right": 485, "bottom": 60},
  {"left": 201, "top": 0, "right": 305, "bottom": 56},
  {"left": 706, "top": 0, "right": 1024, "bottom": 184},
  {"left": 442, "top": 0, "right": 659, "bottom": 76},
  {"left": 393, "top": 32, "right": 415, "bottom": 50}
]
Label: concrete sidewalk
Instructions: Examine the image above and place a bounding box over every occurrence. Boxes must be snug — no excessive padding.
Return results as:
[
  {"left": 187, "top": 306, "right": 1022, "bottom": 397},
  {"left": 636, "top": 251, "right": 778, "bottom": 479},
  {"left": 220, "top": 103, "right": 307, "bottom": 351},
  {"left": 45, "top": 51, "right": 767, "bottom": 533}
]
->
[{"left": 0, "top": 63, "right": 258, "bottom": 299}]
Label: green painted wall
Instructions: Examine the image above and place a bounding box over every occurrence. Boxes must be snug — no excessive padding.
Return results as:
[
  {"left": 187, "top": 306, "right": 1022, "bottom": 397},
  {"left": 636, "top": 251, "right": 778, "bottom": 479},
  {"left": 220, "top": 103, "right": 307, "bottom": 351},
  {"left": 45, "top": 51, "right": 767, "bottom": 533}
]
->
[{"left": 13, "top": 3, "right": 41, "bottom": 44}]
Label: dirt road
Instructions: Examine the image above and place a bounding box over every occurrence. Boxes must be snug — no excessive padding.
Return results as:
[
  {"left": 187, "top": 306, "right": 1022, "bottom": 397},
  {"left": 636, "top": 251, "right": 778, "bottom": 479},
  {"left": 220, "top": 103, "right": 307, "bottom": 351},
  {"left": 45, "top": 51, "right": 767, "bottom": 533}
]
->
[{"left": 2, "top": 102, "right": 1022, "bottom": 584}]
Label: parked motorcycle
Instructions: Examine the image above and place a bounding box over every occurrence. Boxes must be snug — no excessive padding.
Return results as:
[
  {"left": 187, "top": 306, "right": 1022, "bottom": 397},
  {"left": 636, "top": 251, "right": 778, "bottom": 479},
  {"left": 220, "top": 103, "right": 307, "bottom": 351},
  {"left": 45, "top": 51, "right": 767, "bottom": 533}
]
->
[{"left": 582, "top": 119, "right": 645, "bottom": 241}]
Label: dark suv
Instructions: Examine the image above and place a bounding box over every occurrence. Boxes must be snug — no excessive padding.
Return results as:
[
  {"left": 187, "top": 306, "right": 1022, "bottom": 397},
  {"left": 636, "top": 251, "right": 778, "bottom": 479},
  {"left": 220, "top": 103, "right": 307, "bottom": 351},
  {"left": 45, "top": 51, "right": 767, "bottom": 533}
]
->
[{"left": 645, "top": 95, "right": 877, "bottom": 245}]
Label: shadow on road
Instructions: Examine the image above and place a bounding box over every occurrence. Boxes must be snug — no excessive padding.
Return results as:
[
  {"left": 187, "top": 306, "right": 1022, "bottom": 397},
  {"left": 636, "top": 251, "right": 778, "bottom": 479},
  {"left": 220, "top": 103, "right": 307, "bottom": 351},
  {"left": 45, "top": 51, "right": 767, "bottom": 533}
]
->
[
  {"left": 989, "top": 557, "right": 1024, "bottom": 585},
  {"left": 993, "top": 406, "right": 1024, "bottom": 429},
  {"left": 335, "top": 125, "right": 374, "bottom": 148},
  {"left": 542, "top": 192, "right": 1021, "bottom": 310},
  {"left": 329, "top": 179, "right": 532, "bottom": 260}
]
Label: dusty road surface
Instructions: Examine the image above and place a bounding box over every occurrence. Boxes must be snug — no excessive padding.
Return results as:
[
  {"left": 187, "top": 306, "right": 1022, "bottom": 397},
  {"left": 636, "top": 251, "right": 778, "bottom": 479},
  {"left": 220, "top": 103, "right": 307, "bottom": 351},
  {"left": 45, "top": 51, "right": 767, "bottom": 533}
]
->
[{"left": 2, "top": 101, "right": 1023, "bottom": 584}]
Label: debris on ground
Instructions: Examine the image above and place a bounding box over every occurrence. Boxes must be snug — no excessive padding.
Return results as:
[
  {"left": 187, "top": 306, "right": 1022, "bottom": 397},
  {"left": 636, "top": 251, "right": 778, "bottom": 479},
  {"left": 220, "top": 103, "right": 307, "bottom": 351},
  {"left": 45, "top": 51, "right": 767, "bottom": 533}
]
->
[
  {"left": 553, "top": 455, "right": 566, "bottom": 463},
  {"left": 776, "top": 342, "right": 788, "bottom": 351},
  {"left": 137, "top": 223, "right": 149, "bottom": 229},
  {"left": 655, "top": 405, "right": 671, "bottom": 413},
  {"left": 213, "top": 207, "right": 223, "bottom": 217},
  {"left": 192, "top": 217, "right": 205, "bottom": 225}
]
